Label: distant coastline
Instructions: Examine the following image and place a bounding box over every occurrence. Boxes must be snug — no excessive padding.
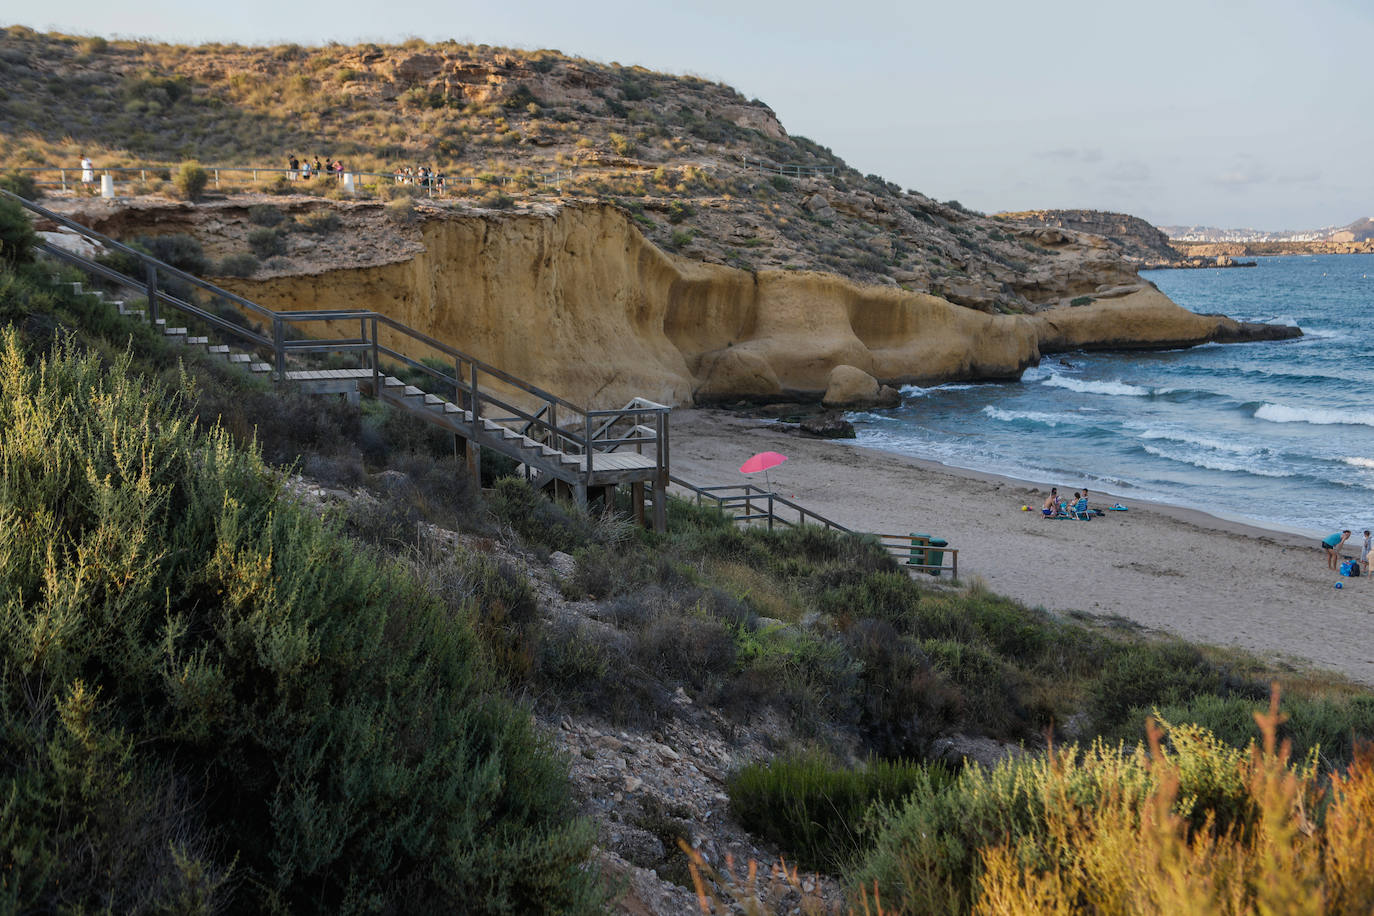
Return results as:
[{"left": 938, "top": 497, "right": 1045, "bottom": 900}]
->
[{"left": 1171, "top": 239, "right": 1374, "bottom": 258}]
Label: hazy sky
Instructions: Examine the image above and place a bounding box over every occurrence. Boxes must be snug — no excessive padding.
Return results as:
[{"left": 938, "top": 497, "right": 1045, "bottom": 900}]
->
[{"left": 10, "top": 0, "right": 1373, "bottom": 228}]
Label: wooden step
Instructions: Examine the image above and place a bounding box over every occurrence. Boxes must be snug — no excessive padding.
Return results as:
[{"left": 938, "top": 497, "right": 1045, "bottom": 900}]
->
[
  {"left": 228, "top": 353, "right": 251, "bottom": 364},
  {"left": 164, "top": 327, "right": 187, "bottom": 338},
  {"left": 249, "top": 362, "right": 272, "bottom": 373},
  {"left": 186, "top": 336, "right": 209, "bottom": 346}
]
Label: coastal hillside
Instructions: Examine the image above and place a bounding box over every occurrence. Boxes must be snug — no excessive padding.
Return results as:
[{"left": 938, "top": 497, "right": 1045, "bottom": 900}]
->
[{"left": 1, "top": 26, "right": 1146, "bottom": 311}]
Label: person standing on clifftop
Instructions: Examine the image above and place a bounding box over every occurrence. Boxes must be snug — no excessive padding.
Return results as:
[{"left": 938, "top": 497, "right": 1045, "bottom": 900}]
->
[{"left": 1323, "top": 529, "right": 1351, "bottom": 571}]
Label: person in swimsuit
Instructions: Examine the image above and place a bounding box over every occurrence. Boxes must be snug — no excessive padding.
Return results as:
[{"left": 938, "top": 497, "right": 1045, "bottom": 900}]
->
[
  {"left": 1042, "top": 487, "right": 1059, "bottom": 518},
  {"left": 1322, "top": 529, "right": 1351, "bottom": 571}
]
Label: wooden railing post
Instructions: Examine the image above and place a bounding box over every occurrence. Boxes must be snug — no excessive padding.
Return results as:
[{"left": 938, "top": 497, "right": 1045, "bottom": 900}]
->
[
  {"left": 144, "top": 261, "right": 159, "bottom": 325},
  {"left": 370, "top": 317, "right": 379, "bottom": 392},
  {"left": 584, "top": 413, "right": 594, "bottom": 483},
  {"left": 273, "top": 317, "right": 285, "bottom": 382}
]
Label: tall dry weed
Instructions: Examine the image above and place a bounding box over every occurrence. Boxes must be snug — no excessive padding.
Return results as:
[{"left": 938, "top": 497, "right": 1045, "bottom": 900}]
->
[{"left": 969, "top": 687, "right": 1369, "bottom": 915}]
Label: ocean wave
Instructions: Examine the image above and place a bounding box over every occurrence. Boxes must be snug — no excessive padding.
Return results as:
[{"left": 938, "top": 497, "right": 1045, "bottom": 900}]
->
[
  {"left": 899, "top": 382, "right": 982, "bottom": 397},
  {"left": 1140, "top": 444, "right": 1296, "bottom": 478},
  {"left": 846, "top": 411, "right": 901, "bottom": 423},
  {"left": 1343, "top": 456, "right": 1374, "bottom": 469},
  {"left": 982, "top": 406, "right": 1072, "bottom": 427},
  {"left": 1254, "top": 403, "right": 1374, "bottom": 428},
  {"left": 1135, "top": 428, "right": 1267, "bottom": 457},
  {"left": 1041, "top": 375, "right": 1153, "bottom": 396},
  {"left": 1033, "top": 367, "right": 1175, "bottom": 398}
]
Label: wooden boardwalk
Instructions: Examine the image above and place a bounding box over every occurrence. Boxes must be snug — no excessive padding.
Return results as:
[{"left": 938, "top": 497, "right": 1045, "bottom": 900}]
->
[{"left": 15, "top": 187, "right": 672, "bottom": 530}]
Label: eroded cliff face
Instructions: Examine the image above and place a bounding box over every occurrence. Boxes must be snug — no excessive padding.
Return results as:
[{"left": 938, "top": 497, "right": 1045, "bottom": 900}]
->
[{"left": 222, "top": 203, "right": 1274, "bottom": 408}]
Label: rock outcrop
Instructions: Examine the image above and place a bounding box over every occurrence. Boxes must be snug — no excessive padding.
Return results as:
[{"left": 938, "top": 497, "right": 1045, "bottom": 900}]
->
[
  {"left": 218, "top": 202, "right": 1295, "bottom": 409},
  {"left": 1001, "top": 209, "right": 1181, "bottom": 264}
]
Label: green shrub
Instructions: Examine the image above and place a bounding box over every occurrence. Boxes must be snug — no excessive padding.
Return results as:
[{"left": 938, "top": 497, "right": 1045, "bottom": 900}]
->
[
  {"left": 247, "top": 203, "right": 284, "bottom": 226},
  {"left": 0, "top": 169, "right": 40, "bottom": 200},
  {"left": 0, "top": 197, "right": 37, "bottom": 265},
  {"left": 173, "top": 160, "right": 209, "bottom": 201},
  {"left": 214, "top": 252, "right": 259, "bottom": 277},
  {"left": 666, "top": 199, "right": 694, "bottom": 223},
  {"left": 478, "top": 190, "right": 514, "bottom": 209},
  {"left": 1088, "top": 641, "right": 1264, "bottom": 732},
  {"left": 1070, "top": 295, "right": 1093, "bottom": 306},
  {"left": 1108, "top": 692, "right": 1374, "bottom": 771},
  {"left": 247, "top": 226, "right": 286, "bottom": 258},
  {"left": 0, "top": 326, "right": 603, "bottom": 913},
  {"left": 729, "top": 753, "right": 953, "bottom": 873},
  {"left": 295, "top": 210, "right": 341, "bottom": 233}
]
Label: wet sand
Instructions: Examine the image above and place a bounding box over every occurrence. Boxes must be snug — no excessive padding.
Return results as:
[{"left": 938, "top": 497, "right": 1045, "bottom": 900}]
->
[{"left": 669, "top": 409, "right": 1374, "bottom": 684}]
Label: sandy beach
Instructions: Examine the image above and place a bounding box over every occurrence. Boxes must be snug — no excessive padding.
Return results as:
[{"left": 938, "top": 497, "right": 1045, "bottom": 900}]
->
[{"left": 669, "top": 409, "right": 1374, "bottom": 685}]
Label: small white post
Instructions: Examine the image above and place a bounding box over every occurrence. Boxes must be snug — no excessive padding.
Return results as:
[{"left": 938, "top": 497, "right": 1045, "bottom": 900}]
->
[
  {"left": 100, "top": 174, "right": 114, "bottom": 198},
  {"left": 342, "top": 172, "right": 356, "bottom": 195}
]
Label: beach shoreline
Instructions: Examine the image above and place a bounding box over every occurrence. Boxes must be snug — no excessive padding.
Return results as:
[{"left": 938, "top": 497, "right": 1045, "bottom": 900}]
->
[{"left": 669, "top": 408, "right": 1374, "bottom": 684}]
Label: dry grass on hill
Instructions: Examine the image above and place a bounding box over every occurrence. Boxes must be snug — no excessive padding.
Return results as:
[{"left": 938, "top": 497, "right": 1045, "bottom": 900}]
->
[{"left": 0, "top": 26, "right": 1142, "bottom": 309}]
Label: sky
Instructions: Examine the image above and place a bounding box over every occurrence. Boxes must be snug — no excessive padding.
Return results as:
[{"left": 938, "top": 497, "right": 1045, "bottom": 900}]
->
[{"left": 8, "top": 0, "right": 1373, "bottom": 229}]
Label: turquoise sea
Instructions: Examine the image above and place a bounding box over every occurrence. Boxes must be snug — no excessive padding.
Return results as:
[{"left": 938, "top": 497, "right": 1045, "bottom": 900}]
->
[{"left": 848, "top": 253, "right": 1374, "bottom": 535}]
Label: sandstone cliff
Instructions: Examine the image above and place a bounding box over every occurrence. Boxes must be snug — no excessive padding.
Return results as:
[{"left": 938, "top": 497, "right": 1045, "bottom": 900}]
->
[{"left": 212, "top": 202, "right": 1289, "bottom": 408}]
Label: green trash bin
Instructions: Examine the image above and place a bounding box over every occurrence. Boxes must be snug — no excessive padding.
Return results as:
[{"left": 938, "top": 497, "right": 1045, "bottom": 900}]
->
[
  {"left": 926, "top": 538, "right": 949, "bottom": 575},
  {"left": 907, "top": 533, "right": 931, "bottom": 567}
]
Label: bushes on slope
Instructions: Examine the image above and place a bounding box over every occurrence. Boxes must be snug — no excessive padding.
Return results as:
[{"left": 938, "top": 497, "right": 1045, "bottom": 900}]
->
[
  {"left": 0, "top": 329, "right": 601, "bottom": 913},
  {"left": 850, "top": 705, "right": 1374, "bottom": 914}
]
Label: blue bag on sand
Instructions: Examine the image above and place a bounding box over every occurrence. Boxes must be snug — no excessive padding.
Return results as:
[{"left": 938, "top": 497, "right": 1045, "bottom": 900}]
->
[{"left": 1340, "top": 560, "right": 1356, "bottom": 577}]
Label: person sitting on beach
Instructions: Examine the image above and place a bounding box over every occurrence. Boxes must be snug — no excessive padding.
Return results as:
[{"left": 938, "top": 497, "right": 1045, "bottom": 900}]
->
[
  {"left": 1323, "top": 529, "right": 1352, "bottom": 571},
  {"left": 1042, "top": 488, "right": 1059, "bottom": 517}
]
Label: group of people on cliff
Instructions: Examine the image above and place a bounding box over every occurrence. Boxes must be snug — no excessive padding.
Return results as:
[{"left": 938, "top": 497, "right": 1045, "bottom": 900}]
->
[
  {"left": 286, "top": 156, "right": 346, "bottom": 180},
  {"left": 393, "top": 166, "right": 446, "bottom": 190}
]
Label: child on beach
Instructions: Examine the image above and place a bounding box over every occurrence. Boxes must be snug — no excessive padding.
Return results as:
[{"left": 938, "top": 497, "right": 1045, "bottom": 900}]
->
[
  {"left": 1363, "top": 530, "right": 1372, "bottom": 575},
  {"left": 1323, "top": 529, "right": 1352, "bottom": 571}
]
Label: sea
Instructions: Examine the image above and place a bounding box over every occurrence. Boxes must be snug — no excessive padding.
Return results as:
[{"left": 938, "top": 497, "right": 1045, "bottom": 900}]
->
[{"left": 847, "top": 253, "right": 1374, "bottom": 536}]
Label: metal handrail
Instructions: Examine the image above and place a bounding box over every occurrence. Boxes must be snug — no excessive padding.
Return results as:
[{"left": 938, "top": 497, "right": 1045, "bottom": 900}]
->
[
  {"left": 738, "top": 155, "right": 837, "bottom": 179},
  {"left": 666, "top": 474, "right": 959, "bottom": 577},
  {"left": 9, "top": 188, "right": 670, "bottom": 489}
]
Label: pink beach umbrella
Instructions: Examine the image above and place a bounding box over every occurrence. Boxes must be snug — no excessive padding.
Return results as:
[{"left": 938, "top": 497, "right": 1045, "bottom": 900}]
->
[{"left": 739, "top": 450, "right": 788, "bottom": 493}]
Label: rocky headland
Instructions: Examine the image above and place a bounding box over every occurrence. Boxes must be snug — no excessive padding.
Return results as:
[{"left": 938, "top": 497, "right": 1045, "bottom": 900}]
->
[{"left": 43, "top": 195, "right": 1300, "bottom": 410}]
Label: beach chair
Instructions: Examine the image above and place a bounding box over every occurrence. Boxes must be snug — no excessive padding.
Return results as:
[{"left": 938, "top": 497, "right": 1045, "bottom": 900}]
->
[{"left": 1066, "top": 497, "right": 1092, "bottom": 520}]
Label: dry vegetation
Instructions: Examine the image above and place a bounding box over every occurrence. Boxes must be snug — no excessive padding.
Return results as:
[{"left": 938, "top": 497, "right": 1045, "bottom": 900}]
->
[{"left": 0, "top": 26, "right": 1140, "bottom": 309}]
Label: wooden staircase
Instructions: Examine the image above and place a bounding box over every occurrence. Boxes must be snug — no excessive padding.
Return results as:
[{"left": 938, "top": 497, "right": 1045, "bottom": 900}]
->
[{"left": 12, "top": 190, "right": 670, "bottom": 531}]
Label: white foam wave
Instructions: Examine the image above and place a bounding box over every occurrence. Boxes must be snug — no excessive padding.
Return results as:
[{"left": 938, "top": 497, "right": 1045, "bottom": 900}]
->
[
  {"left": 1042, "top": 375, "right": 1154, "bottom": 396},
  {"left": 846, "top": 411, "right": 900, "bottom": 423},
  {"left": 1136, "top": 428, "right": 1262, "bottom": 456},
  {"left": 1141, "top": 444, "right": 1295, "bottom": 478},
  {"left": 1343, "top": 456, "right": 1374, "bottom": 469},
  {"left": 898, "top": 382, "right": 982, "bottom": 397},
  {"left": 1254, "top": 403, "right": 1374, "bottom": 428},
  {"left": 982, "top": 406, "right": 1069, "bottom": 426}
]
